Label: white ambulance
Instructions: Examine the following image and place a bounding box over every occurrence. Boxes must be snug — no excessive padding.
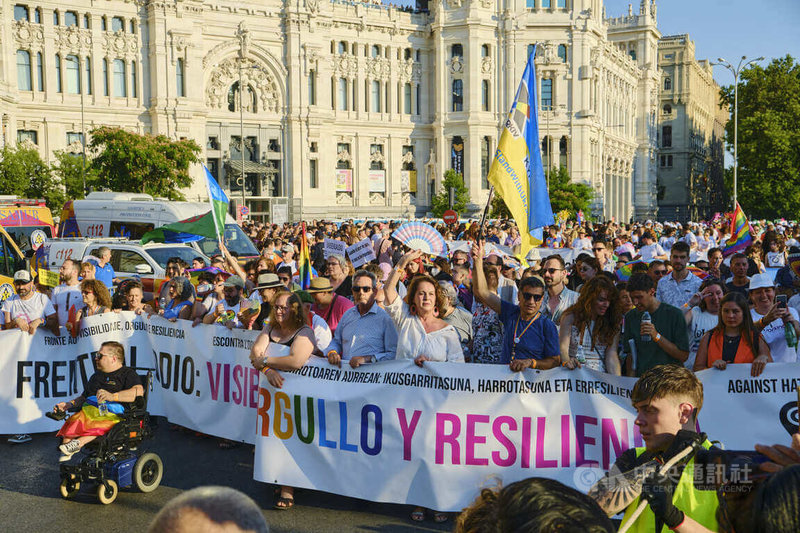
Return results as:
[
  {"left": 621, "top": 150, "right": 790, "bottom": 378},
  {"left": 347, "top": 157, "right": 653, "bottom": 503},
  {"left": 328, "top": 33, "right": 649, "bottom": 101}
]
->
[{"left": 59, "top": 192, "right": 259, "bottom": 259}]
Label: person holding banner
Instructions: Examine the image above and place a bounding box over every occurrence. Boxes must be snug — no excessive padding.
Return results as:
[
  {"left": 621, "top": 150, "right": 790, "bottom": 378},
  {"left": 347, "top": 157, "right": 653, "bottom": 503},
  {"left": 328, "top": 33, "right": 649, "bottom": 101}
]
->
[
  {"left": 69, "top": 279, "right": 112, "bottom": 334},
  {"left": 159, "top": 276, "right": 194, "bottom": 321},
  {"left": 693, "top": 292, "right": 771, "bottom": 377},
  {"left": 120, "top": 281, "right": 154, "bottom": 315},
  {"left": 471, "top": 242, "right": 560, "bottom": 371},
  {"left": 558, "top": 276, "right": 622, "bottom": 375},
  {"left": 51, "top": 259, "right": 82, "bottom": 328},
  {"left": 249, "top": 290, "right": 316, "bottom": 510}
]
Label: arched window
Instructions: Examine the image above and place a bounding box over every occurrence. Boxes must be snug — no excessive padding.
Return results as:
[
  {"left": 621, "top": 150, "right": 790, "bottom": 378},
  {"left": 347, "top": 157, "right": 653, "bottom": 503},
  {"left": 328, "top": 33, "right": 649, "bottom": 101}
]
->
[
  {"left": 53, "top": 10, "right": 59, "bottom": 25},
  {"left": 557, "top": 44, "right": 567, "bottom": 63},
  {"left": 452, "top": 79, "right": 463, "bottom": 112},
  {"left": 481, "top": 80, "right": 490, "bottom": 111},
  {"left": 628, "top": 49, "right": 637, "bottom": 61},
  {"left": 16, "top": 50, "right": 32, "bottom": 91},
  {"left": 338, "top": 41, "right": 347, "bottom": 55},
  {"left": 112, "top": 58, "right": 126, "bottom": 96},
  {"left": 664, "top": 77, "right": 671, "bottom": 91},
  {"left": 14, "top": 5, "right": 29, "bottom": 21},
  {"left": 83, "top": 14, "right": 90, "bottom": 28},
  {"left": 481, "top": 44, "right": 490, "bottom": 58},
  {"left": 404, "top": 83, "right": 412, "bottom": 114},
  {"left": 663, "top": 104, "right": 672, "bottom": 115},
  {"left": 65, "top": 54, "right": 80, "bottom": 93},
  {"left": 451, "top": 44, "right": 463, "bottom": 59},
  {"left": 65, "top": 11, "right": 78, "bottom": 27},
  {"left": 404, "top": 48, "right": 412, "bottom": 60},
  {"left": 37, "top": 52, "right": 44, "bottom": 91},
  {"left": 371, "top": 45, "right": 380, "bottom": 58},
  {"left": 55, "top": 53, "right": 62, "bottom": 92},
  {"left": 111, "top": 16, "right": 124, "bottom": 32},
  {"left": 176, "top": 58, "right": 185, "bottom": 97}
]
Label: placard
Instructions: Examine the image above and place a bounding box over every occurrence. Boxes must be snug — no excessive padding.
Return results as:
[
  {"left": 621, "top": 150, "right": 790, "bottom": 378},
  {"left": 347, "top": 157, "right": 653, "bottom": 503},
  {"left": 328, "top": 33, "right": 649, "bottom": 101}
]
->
[
  {"left": 38, "top": 269, "right": 60, "bottom": 287},
  {"left": 324, "top": 238, "right": 347, "bottom": 259},
  {"left": 346, "top": 238, "right": 377, "bottom": 268}
]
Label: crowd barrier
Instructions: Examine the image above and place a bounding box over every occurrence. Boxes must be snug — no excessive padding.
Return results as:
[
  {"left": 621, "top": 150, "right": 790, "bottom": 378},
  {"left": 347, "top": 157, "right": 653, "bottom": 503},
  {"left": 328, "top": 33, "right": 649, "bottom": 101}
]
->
[{"left": 2, "top": 313, "right": 798, "bottom": 510}]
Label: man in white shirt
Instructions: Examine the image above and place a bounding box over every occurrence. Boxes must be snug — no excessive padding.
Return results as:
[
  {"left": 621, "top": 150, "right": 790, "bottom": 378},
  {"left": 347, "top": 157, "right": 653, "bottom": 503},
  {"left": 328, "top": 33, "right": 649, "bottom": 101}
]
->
[
  {"left": 571, "top": 230, "right": 592, "bottom": 252},
  {"left": 202, "top": 275, "right": 248, "bottom": 329},
  {"left": 656, "top": 242, "right": 702, "bottom": 309},
  {"left": 2, "top": 270, "right": 57, "bottom": 335},
  {"left": 51, "top": 259, "right": 82, "bottom": 328},
  {"left": 540, "top": 254, "right": 578, "bottom": 326},
  {"left": 636, "top": 233, "right": 668, "bottom": 263},
  {"left": 593, "top": 240, "right": 616, "bottom": 273}
]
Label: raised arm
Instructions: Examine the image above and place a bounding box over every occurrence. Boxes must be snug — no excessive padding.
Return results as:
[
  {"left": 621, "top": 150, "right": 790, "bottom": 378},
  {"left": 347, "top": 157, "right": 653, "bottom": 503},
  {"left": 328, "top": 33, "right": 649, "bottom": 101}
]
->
[
  {"left": 470, "top": 241, "right": 501, "bottom": 315},
  {"left": 384, "top": 249, "right": 422, "bottom": 307}
]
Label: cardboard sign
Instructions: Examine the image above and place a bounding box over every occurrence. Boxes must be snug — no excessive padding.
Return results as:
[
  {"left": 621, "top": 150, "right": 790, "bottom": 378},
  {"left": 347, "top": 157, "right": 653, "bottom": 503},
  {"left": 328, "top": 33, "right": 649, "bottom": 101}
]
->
[
  {"left": 38, "top": 269, "right": 60, "bottom": 287},
  {"left": 323, "top": 238, "right": 347, "bottom": 260},
  {"left": 346, "top": 238, "right": 377, "bottom": 269}
]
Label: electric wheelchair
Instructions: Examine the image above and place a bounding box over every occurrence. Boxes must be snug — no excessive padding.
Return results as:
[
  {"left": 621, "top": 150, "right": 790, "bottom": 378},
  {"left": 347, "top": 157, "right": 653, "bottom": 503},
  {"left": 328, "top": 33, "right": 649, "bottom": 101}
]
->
[{"left": 51, "top": 368, "right": 163, "bottom": 504}]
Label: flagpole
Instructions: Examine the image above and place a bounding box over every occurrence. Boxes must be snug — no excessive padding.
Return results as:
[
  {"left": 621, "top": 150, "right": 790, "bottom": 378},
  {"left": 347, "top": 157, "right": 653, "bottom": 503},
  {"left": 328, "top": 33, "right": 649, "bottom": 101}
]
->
[{"left": 477, "top": 186, "right": 495, "bottom": 242}]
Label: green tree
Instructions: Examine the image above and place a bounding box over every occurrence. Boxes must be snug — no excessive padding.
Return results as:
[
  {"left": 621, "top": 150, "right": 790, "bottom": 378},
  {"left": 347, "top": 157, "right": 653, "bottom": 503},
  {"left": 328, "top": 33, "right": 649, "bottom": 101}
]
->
[
  {"left": 51, "top": 150, "right": 99, "bottom": 200},
  {"left": 88, "top": 127, "right": 201, "bottom": 200},
  {"left": 546, "top": 166, "right": 593, "bottom": 213},
  {"left": 431, "top": 169, "right": 470, "bottom": 217},
  {"left": 720, "top": 55, "right": 800, "bottom": 218},
  {"left": 489, "top": 194, "right": 512, "bottom": 218},
  {"left": 0, "top": 145, "right": 65, "bottom": 208}
]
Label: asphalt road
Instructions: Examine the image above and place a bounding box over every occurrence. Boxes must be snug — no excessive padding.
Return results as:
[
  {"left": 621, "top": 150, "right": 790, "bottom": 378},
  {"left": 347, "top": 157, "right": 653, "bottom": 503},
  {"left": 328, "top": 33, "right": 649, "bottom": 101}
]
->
[{"left": 0, "top": 420, "right": 453, "bottom": 533}]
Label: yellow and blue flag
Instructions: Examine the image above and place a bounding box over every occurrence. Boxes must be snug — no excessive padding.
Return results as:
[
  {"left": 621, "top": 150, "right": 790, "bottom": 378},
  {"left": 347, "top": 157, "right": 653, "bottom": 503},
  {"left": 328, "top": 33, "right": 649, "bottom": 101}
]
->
[{"left": 487, "top": 45, "right": 554, "bottom": 259}]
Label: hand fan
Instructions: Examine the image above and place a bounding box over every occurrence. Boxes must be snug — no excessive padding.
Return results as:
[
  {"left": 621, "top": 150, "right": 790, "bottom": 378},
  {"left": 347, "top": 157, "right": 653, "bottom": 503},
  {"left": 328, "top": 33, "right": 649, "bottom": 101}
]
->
[{"left": 392, "top": 222, "right": 448, "bottom": 258}]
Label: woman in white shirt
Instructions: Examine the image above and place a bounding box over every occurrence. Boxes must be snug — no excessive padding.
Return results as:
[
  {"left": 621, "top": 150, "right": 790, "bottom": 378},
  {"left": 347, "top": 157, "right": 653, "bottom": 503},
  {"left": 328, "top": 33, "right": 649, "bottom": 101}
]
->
[{"left": 683, "top": 279, "right": 725, "bottom": 370}]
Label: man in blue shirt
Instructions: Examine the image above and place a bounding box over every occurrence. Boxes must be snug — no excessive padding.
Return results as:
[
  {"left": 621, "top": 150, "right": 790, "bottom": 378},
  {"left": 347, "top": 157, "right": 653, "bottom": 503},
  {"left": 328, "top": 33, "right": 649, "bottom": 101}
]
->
[
  {"left": 88, "top": 246, "right": 119, "bottom": 291},
  {"left": 472, "top": 242, "right": 560, "bottom": 371},
  {"left": 326, "top": 270, "right": 398, "bottom": 368}
]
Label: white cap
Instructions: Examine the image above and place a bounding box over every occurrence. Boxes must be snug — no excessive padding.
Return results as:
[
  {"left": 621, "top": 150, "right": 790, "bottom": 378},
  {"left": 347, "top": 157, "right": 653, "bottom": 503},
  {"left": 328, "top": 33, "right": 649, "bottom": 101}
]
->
[{"left": 748, "top": 273, "right": 774, "bottom": 291}]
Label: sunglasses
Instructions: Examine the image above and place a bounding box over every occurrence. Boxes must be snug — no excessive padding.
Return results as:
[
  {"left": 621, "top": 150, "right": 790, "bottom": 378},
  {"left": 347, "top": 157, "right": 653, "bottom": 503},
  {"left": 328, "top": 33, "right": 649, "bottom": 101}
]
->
[
  {"left": 521, "top": 292, "right": 544, "bottom": 302},
  {"left": 543, "top": 267, "right": 563, "bottom": 274},
  {"left": 593, "top": 248, "right": 605, "bottom": 252},
  {"left": 352, "top": 286, "right": 373, "bottom": 293},
  {"left": 652, "top": 270, "right": 667, "bottom": 276}
]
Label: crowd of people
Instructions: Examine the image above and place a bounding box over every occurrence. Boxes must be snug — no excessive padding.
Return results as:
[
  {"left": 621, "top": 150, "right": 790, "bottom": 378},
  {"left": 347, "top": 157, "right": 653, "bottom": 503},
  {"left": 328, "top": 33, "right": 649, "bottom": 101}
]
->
[{"left": 3, "top": 215, "right": 800, "bottom": 529}]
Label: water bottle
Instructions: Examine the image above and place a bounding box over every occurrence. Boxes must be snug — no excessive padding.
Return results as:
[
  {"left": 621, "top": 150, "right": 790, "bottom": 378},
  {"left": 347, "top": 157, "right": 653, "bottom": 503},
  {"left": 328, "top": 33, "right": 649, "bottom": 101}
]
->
[
  {"left": 785, "top": 321, "right": 798, "bottom": 348},
  {"left": 641, "top": 311, "right": 652, "bottom": 342},
  {"left": 98, "top": 400, "right": 108, "bottom": 416}
]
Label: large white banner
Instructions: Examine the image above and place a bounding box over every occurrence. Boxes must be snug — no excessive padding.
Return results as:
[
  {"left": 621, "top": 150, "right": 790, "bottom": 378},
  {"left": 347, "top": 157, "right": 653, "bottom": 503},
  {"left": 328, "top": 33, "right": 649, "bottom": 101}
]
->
[{"left": 2, "top": 313, "right": 798, "bottom": 510}]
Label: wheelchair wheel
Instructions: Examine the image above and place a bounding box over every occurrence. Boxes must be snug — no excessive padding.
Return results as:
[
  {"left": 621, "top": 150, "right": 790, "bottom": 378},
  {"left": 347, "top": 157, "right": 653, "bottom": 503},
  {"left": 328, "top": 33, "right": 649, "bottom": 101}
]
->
[
  {"left": 97, "top": 480, "right": 118, "bottom": 505},
  {"left": 59, "top": 475, "right": 80, "bottom": 499},
  {"left": 133, "top": 452, "right": 163, "bottom": 493}
]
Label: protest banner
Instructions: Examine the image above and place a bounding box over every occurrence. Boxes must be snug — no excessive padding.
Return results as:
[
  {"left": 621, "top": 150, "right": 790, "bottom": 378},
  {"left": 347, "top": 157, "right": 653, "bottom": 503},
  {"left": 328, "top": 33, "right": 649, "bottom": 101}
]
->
[
  {"left": 346, "top": 238, "right": 377, "bottom": 268},
  {"left": 2, "top": 313, "right": 798, "bottom": 508},
  {"left": 323, "top": 238, "right": 347, "bottom": 260},
  {"left": 38, "top": 269, "right": 60, "bottom": 287}
]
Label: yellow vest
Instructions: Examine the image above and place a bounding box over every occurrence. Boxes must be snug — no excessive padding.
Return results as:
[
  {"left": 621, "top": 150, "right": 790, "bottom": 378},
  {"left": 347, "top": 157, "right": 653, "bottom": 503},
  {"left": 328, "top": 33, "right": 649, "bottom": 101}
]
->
[{"left": 619, "top": 440, "right": 719, "bottom": 533}]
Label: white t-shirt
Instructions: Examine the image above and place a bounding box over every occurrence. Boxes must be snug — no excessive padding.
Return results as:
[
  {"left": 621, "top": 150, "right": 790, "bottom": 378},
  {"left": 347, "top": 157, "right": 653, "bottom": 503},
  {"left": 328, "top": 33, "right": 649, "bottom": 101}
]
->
[
  {"left": 751, "top": 307, "right": 800, "bottom": 363},
  {"left": 766, "top": 251, "right": 785, "bottom": 267},
  {"left": 51, "top": 284, "right": 82, "bottom": 326},
  {"left": 638, "top": 243, "right": 666, "bottom": 262},
  {"left": 385, "top": 297, "right": 464, "bottom": 362},
  {"left": 2, "top": 292, "right": 56, "bottom": 323},
  {"left": 310, "top": 313, "right": 332, "bottom": 352},
  {"left": 687, "top": 307, "right": 719, "bottom": 370}
]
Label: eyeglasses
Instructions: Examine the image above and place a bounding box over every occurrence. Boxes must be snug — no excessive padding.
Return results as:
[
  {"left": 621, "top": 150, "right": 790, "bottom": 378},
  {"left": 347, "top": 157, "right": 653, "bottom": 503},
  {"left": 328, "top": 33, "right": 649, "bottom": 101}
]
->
[
  {"left": 652, "top": 270, "right": 667, "bottom": 276},
  {"left": 93, "top": 352, "right": 109, "bottom": 360},
  {"left": 274, "top": 305, "right": 289, "bottom": 312},
  {"left": 543, "top": 267, "right": 563, "bottom": 274},
  {"left": 352, "top": 286, "right": 373, "bottom": 293},
  {"left": 521, "top": 292, "right": 544, "bottom": 302}
]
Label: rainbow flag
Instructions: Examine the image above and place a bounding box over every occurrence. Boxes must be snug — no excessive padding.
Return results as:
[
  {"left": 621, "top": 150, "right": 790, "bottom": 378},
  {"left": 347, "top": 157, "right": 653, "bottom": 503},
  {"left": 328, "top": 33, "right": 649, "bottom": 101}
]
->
[
  {"left": 616, "top": 260, "right": 646, "bottom": 282},
  {"left": 297, "top": 222, "right": 316, "bottom": 290},
  {"left": 576, "top": 210, "right": 584, "bottom": 226},
  {"left": 721, "top": 202, "right": 753, "bottom": 257}
]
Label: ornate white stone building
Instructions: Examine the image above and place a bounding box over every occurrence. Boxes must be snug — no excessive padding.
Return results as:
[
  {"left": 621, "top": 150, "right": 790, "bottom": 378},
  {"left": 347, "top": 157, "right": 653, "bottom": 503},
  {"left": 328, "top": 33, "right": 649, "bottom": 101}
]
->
[{"left": 2, "top": 0, "right": 678, "bottom": 222}]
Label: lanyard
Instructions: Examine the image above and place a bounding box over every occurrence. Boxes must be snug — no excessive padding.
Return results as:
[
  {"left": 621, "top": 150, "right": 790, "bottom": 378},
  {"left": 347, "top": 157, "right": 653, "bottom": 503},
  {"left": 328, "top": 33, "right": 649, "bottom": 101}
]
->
[{"left": 511, "top": 312, "right": 540, "bottom": 360}]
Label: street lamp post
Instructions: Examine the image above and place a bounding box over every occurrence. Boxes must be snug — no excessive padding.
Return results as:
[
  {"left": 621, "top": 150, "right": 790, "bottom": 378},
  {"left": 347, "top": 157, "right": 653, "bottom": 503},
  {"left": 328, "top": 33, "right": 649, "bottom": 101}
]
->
[
  {"left": 66, "top": 56, "right": 87, "bottom": 195},
  {"left": 238, "top": 58, "right": 246, "bottom": 220},
  {"left": 712, "top": 55, "right": 764, "bottom": 208}
]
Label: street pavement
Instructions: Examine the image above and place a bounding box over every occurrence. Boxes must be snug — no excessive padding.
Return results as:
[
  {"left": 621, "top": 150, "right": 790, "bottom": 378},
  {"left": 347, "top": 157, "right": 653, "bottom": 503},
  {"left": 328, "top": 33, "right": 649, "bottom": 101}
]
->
[{"left": 0, "top": 420, "right": 453, "bottom": 533}]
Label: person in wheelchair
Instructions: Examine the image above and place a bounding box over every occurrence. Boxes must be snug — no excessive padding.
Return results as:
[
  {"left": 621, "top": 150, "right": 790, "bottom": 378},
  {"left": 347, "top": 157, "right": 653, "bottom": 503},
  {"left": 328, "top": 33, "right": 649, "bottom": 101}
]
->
[{"left": 53, "top": 341, "right": 143, "bottom": 462}]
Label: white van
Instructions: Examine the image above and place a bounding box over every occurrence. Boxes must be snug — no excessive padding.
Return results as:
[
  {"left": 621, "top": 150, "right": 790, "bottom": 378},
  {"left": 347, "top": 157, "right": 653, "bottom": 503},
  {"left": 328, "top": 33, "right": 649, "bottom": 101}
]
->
[{"left": 59, "top": 192, "right": 259, "bottom": 259}]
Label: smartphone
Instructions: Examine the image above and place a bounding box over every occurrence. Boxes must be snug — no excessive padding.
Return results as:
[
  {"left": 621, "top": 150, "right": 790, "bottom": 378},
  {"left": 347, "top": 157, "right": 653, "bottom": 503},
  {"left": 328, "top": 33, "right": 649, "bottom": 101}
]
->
[{"left": 777, "top": 294, "right": 788, "bottom": 309}]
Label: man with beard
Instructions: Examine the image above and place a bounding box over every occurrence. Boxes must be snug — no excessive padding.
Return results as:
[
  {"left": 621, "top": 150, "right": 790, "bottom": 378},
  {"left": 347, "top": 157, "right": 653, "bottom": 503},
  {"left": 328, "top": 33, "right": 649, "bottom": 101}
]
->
[
  {"left": 51, "top": 259, "right": 82, "bottom": 328},
  {"left": 656, "top": 242, "right": 702, "bottom": 309},
  {"left": 202, "top": 275, "right": 249, "bottom": 329},
  {"left": 540, "top": 255, "right": 578, "bottom": 326}
]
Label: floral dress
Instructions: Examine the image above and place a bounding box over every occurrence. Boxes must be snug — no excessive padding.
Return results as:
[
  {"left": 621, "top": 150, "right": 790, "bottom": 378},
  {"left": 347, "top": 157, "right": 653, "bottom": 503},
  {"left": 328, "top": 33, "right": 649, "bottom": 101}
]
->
[{"left": 471, "top": 302, "right": 504, "bottom": 364}]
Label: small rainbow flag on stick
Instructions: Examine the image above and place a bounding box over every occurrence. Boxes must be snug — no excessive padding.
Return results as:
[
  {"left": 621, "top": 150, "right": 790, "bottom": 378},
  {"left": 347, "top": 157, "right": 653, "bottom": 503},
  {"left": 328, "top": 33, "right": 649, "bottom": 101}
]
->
[
  {"left": 297, "top": 222, "right": 315, "bottom": 290},
  {"left": 721, "top": 202, "right": 753, "bottom": 257}
]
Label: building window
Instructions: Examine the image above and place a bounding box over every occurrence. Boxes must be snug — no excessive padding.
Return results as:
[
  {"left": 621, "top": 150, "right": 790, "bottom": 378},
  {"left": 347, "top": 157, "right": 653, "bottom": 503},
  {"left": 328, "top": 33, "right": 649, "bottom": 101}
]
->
[
  {"left": 129, "top": 19, "right": 136, "bottom": 34},
  {"left": 662, "top": 125, "right": 672, "bottom": 148},
  {"left": 527, "top": 44, "right": 536, "bottom": 59},
  {"left": 371, "top": 80, "right": 381, "bottom": 112},
  {"left": 370, "top": 144, "right": 384, "bottom": 170},
  {"left": 542, "top": 0, "right": 551, "bottom": 7},
  {"left": 416, "top": 84, "right": 421, "bottom": 115},
  {"left": 660, "top": 155, "right": 673, "bottom": 168},
  {"left": 451, "top": 44, "right": 463, "bottom": 59},
  {"left": 452, "top": 79, "right": 463, "bottom": 112},
  {"left": 338, "top": 78, "right": 347, "bottom": 111},
  {"left": 207, "top": 136, "right": 219, "bottom": 149},
  {"left": 17, "top": 130, "right": 38, "bottom": 145},
  {"left": 65, "top": 54, "right": 80, "bottom": 93},
  {"left": 16, "top": 50, "right": 32, "bottom": 91},
  {"left": 629, "top": 49, "right": 637, "bottom": 61},
  {"left": 111, "top": 16, "right": 124, "bottom": 32},
  {"left": 112, "top": 58, "right": 126, "bottom": 97},
  {"left": 451, "top": 136, "right": 464, "bottom": 174},
  {"left": 55, "top": 53, "right": 62, "bottom": 92},
  {"left": 664, "top": 77, "right": 671, "bottom": 91},
  {"left": 404, "top": 83, "right": 412, "bottom": 114},
  {"left": 83, "top": 14, "right": 90, "bottom": 28},
  {"left": 481, "top": 44, "right": 490, "bottom": 58},
  {"left": 102, "top": 58, "right": 109, "bottom": 96},
  {"left": 557, "top": 0, "right": 566, "bottom": 7},
  {"left": 337, "top": 143, "right": 351, "bottom": 169},
  {"left": 559, "top": 136, "right": 568, "bottom": 168},
  {"left": 482, "top": 80, "right": 490, "bottom": 111},
  {"left": 309, "top": 159, "right": 318, "bottom": 188},
  {"left": 34, "top": 7, "right": 40, "bottom": 23},
  {"left": 308, "top": 69, "right": 316, "bottom": 105},
  {"left": 542, "top": 138, "right": 551, "bottom": 169},
  {"left": 66, "top": 132, "right": 85, "bottom": 150},
  {"left": 131, "top": 60, "right": 137, "bottom": 97},
  {"left": 65, "top": 11, "right": 77, "bottom": 27},
  {"left": 14, "top": 5, "right": 29, "bottom": 21},
  {"left": 338, "top": 41, "right": 347, "bottom": 55},
  {"left": 557, "top": 44, "right": 567, "bottom": 63},
  {"left": 101, "top": 16, "right": 107, "bottom": 31},
  {"left": 541, "top": 78, "right": 553, "bottom": 109},
  {"left": 663, "top": 104, "right": 672, "bottom": 115},
  {"left": 53, "top": 10, "right": 59, "bottom": 25},
  {"left": 176, "top": 58, "right": 185, "bottom": 97},
  {"left": 371, "top": 45, "right": 380, "bottom": 58},
  {"left": 36, "top": 52, "right": 44, "bottom": 91},
  {"left": 310, "top": 142, "right": 318, "bottom": 153},
  {"left": 207, "top": 159, "right": 219, "bottom": 180},
  {"left": 404, "top": 48, "right": 412, "bottom": 60},
  {"left": 481, "top": 136, "right": 491, "bottom": 189}
]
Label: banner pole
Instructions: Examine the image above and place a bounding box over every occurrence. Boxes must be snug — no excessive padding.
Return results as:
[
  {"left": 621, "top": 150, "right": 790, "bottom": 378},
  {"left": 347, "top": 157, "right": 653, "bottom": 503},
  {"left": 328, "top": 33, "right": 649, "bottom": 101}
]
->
[{"left": 478, "top": 186, "right": 494, "bottom": 242}]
